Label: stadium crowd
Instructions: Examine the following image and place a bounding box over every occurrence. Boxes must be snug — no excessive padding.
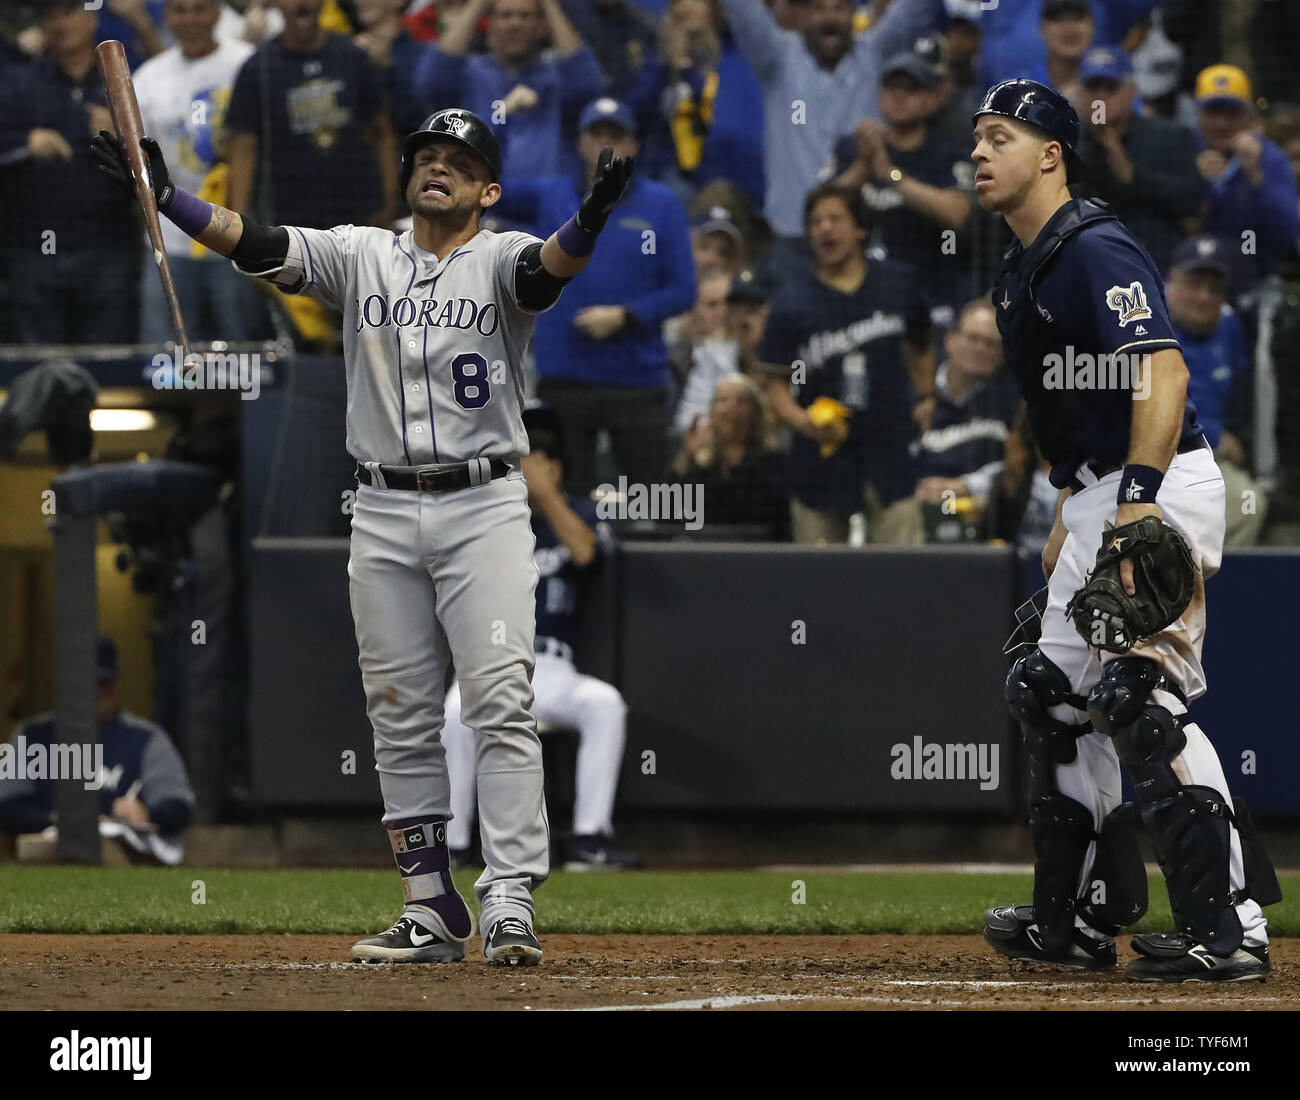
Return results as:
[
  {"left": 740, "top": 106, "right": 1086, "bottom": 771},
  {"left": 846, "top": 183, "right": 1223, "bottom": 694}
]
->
[{"left": 3, "top": 0, "right": 1300, "bottom": 546}]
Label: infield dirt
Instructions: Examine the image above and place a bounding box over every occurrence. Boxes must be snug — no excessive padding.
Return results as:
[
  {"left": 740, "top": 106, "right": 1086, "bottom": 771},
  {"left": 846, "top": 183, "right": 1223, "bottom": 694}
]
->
[{"left": 2, "top": 934, "right": 1296, "bottom": 1010}]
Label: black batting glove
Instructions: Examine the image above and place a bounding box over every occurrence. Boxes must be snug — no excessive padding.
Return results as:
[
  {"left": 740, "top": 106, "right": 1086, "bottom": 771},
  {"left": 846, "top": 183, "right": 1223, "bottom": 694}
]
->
[
  {"left": 576, "top": 146, "right": 635, "bottom": 234},
  {"left": 91, "top": 131, "right": 175, "bottom": 211}
]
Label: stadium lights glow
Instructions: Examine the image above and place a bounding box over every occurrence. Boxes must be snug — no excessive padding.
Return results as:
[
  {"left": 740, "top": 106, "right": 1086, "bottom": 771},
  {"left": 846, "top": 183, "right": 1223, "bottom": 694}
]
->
[{"left": 90, "top": 409, "right": 158, "bottom": 432}]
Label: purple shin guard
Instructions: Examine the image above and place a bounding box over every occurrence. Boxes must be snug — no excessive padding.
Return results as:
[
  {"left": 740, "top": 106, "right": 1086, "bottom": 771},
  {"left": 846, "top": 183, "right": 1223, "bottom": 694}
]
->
[{"left": 387, "top": 817, "right": 472, "bottom": 939}]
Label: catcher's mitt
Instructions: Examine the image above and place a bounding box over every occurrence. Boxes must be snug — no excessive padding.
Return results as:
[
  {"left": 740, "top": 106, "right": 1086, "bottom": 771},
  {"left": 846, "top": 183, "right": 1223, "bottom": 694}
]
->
[{"left": 1065, "top": 515, "right": 1196, "bottom": 653}]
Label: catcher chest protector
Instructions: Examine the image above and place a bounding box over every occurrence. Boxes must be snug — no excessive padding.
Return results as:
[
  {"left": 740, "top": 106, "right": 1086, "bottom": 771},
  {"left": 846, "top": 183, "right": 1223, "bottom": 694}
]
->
[
  {"left": 1005, "top": 649, "right": 1148, "bottom": 955},
  {"left": 1088, "top": 657, "right": 1282, "bottom": 955}
]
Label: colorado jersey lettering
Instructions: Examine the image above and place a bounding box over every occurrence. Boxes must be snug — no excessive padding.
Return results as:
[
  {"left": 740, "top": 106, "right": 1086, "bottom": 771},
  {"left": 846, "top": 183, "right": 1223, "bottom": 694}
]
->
[{"left": 239, "top": 224, "right": 548, "bottom": 465}]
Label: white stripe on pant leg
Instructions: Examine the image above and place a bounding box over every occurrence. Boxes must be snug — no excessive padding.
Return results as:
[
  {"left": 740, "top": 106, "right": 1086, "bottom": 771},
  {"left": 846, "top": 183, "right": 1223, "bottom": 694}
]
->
[{"left": 441, "top": 681, "right": 477, "bottom": 851}]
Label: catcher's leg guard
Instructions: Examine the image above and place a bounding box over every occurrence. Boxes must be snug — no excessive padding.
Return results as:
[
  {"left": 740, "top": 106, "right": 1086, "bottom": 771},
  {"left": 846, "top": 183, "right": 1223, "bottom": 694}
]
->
[
  {"left": 1003, "top": 649, "right": 1145, "bottom": 954},
  {"left": 1088, "top": 657, "right": 1244, "bottom": 956},
  {"left": 1079, "top": 802, "right": 1148, "bottom": 933}
]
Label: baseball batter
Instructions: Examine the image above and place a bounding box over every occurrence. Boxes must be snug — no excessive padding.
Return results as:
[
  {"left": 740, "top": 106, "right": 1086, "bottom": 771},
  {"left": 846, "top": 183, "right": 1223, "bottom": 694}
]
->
[
  {"left": 93, "top": 108, "right": 633, "bottom": 967},
  {"left": 971, "top": 80, "right": 1281, "bottom": 982}
]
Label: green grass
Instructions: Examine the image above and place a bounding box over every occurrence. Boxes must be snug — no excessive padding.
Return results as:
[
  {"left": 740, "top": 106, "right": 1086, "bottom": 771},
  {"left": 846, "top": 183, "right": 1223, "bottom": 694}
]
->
[{"left": 0, "top": 867, "right": 1297, "bottom": 936}]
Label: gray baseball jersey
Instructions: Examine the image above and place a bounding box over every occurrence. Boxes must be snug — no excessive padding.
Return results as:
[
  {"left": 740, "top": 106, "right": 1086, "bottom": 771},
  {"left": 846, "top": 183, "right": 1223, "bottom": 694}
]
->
[{"left": 243, "top": 224, "right": 543, "bottom": 465}]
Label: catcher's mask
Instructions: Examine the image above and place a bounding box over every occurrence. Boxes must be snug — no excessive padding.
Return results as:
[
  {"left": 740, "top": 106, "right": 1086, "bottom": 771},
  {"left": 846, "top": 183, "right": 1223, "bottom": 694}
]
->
[{"left": 1003, "top": 586, "right": 1050, "bottom": 665}]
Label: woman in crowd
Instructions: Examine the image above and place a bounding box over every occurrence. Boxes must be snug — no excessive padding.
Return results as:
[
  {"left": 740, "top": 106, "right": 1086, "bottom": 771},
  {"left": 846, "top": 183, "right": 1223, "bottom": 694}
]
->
[{"left": 670, "top": 372, "right": 789, "bottom": 539}]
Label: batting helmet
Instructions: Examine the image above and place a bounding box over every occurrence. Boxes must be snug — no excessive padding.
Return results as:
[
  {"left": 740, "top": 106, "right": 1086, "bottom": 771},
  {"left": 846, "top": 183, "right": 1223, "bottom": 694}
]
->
[
  {"left": 973, "top": 79, "right": 1084, "bottom": 178},
  {"left": 401, "top": 109, "right": 502, "bottom": 195}
]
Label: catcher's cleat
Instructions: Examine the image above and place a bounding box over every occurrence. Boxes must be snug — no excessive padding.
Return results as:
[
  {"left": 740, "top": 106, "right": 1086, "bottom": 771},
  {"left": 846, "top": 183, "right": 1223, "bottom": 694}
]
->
[
  {"left": 1126, "top": 933, "right": 1271, "bottom": 983},
  {"left": 984, "top": 904, "right": 1117, "bottom": 971},
  {"left": 484, "top": 916, "right": 543, "bottom": 967},
  {"left": 351, "top": 902, "right": 472, "bottom": 963}
]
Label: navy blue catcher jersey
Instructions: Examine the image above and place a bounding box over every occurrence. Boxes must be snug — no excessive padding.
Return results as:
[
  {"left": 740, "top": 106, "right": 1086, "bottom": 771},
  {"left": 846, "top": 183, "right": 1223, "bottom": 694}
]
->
[
  {"left": 991, "top": 198, "right": 1203, "bottom": 489},
  {"left": 533, "top": 497, "right": 611, "bottom": 648}
]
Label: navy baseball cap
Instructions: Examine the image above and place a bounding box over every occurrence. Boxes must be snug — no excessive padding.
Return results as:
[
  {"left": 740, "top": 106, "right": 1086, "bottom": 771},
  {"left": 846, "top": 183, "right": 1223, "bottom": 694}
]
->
[
  {"left": 727, "top": 267, "right": 776, "bottom": 305},
  {"left": 97, "top": 637, "right": 119, "bottom": 682},
  {"left": 882, "top": 51, "right": 942, "bottom": 89},
  {"left": 1042, "top": 0, "right": 1092, "bottom": 17},
  {"left": 1081, "top": 46, "right": 1134, "bottom": 84},
  {"left": 1169, "top": 234, "right": 1231, "bottom": 278},
  {"left": 579, "top": 97, "right": 636, "bottom": 136},
  {"left": 691, "top": 205, "right": 743, "bottom": 244}
]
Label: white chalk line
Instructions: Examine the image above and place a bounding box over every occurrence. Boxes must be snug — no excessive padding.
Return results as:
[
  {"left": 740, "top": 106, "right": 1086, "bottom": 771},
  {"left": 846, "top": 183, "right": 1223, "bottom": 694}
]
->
[{"left": 573, "top": 991, "right": 1297, "bottom": 1012}]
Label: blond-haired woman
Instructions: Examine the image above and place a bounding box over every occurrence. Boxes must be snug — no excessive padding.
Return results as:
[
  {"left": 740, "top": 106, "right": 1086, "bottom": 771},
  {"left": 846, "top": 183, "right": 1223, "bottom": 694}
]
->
[{"left": 671, "top": 373, "right": 789, "bottom": 539}]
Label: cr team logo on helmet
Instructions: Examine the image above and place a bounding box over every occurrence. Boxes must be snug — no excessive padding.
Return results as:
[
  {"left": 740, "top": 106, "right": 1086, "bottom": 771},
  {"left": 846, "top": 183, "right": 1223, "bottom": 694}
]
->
[
  {"left": 973, "top": 78, "right": 1085, "bottom": 179},
  {"left": 401, "top": 108, "right": 503, "bottom": 195}
]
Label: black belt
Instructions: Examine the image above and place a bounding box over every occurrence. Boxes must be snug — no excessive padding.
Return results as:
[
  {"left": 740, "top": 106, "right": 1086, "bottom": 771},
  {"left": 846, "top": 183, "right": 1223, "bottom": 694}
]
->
[
  {"left": 356, "top": 458, "right": 511, "bottom": 493},
  {"left": 1069, "top": 434, "right": 1210, "bottom": 493}
]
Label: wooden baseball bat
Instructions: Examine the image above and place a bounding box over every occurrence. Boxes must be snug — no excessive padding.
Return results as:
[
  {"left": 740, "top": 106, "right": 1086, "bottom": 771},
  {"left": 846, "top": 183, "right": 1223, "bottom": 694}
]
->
[{"left": 95, "top": 40, "right": 192, "bottom": 363}]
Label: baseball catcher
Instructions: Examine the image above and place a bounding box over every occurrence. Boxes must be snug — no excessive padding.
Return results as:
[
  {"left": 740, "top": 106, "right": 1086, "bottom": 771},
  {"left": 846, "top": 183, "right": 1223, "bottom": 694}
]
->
[{"left": 974, "top": 78, "right": 1280, "bottom": 982}]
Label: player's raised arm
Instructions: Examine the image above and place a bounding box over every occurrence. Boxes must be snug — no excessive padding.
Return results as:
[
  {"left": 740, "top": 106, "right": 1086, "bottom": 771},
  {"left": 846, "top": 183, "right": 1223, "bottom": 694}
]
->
[
  {"left": 91, "top": 130, "right": 289, "bottom": 274},
  {"left": 538, "top": 147, "right": 635, "bottom": 278}
]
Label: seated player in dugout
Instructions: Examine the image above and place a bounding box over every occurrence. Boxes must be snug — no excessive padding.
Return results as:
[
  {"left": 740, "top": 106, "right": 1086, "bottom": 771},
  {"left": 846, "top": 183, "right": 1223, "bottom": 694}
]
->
[
  {"left": 0, "top": 638, "right": 195, "bottom": 866},
  {"left": 442, "top": 406, "right": 637, "bottom": 871},
  {"left": 92, "top": 103, "right": 634, "bottom": 967},
  {"left": 972, "top": 79, "right": 1281, "bottom": 983},
  {"left": 758, "top": 182, "right": 936, "bottom": 545}
]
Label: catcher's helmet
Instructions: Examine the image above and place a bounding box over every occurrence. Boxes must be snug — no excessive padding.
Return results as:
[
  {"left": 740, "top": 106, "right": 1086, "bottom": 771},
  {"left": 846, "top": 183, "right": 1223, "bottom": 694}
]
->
[
  {"left": 401, "top": 109, "right": 502, "bottom": 195},
  {"left": 973, "top": 78, "right": 1084, "bottom": 178}
]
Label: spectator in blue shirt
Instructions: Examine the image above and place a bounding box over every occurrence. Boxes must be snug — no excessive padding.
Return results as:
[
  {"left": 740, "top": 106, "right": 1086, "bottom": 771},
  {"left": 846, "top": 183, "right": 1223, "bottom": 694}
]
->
[
  {"left": 624, "top": 0, "right": 765, "bottom": 206},
  {"left": 414, "top": 0, "right": 605, "bottom": 182},
  {"left": 979, "top": 0, "right": 1157, "bottom": 90},
  {"left": 1023, "top": 0, "right": 1093, "bottom": 108},
  {"left": 1194, "top": 63, "right": 1300, "bottom": 288},
  {"left": 560, "top": 0, "right": 659, "bottom": 101},
  {"left": 96, "top": 0, "right": 166, "bottom": 69},
  {"left": 719, "top": 0, "right": 943, "bottom": 240},
  {"left": 1166, "top": 233, "right": 1265, "bottom": 545},
  {"left": 503, "top": 98, "right": 696, "bottom": 493},
  {"left": 1, "top": 0, "right": 140, "bottom": 344}
]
